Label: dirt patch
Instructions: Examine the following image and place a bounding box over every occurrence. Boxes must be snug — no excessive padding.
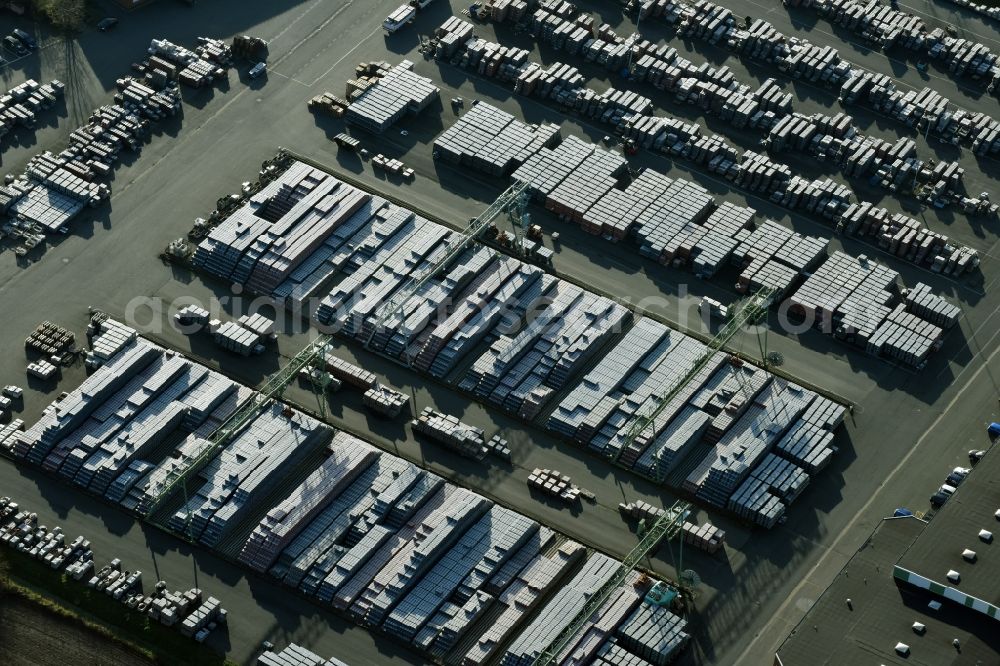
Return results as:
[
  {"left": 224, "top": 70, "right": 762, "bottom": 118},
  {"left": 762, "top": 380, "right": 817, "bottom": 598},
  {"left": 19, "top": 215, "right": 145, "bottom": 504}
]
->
[{"left": 0, "top": 591, "right": 153, "bottom": 666}]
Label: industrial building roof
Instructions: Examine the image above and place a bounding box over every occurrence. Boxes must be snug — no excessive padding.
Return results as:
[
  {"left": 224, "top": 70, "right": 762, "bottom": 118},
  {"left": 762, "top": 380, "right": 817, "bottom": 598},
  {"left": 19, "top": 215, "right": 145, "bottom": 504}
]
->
[
  {"left": 776, "top": 516, "right": 1000, "bottom": 665},
  {"left": 896, "top": 447, "right": 1000, "bottom": 612},
  {"left": 777, "top": 446, "right": 1000, "bottom": 665}
]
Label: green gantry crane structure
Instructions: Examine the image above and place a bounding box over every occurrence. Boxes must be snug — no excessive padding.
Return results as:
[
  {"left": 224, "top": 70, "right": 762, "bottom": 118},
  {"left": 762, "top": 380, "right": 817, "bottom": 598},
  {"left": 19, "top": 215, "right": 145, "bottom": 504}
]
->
[
  {"left": 141, "top": 333, "right": 333, "bottom": 531},
  {"left": 612, "top": 285, "right": 778, "bottom": 481},
  {"left": 533, "top": 287, "right": 778, "bottom": 666},
  {"left": 370, "top": 180, "right": 530, "bottom": 349},
  {"left": 532, "top": 499, "right": 690, "bottom": 666}
]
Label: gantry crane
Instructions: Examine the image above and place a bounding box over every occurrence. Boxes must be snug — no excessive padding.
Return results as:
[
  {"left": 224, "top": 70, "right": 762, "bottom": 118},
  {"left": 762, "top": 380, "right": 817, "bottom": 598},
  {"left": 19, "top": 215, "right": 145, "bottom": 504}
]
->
[
  {"left": 532, "top": 499, "right": 690, "bottom": 666},
  {"left": 612, "top": 285, "right": 777, "bottom": 482},
  {"left": 141, "top": 334, "right": 333, "bottom": 529},
  {"left": 143, "top": 182, "right": 534, "bottom": 528},
  {"left": 370, "top": 180, "right": 530, "bottom": 346}
]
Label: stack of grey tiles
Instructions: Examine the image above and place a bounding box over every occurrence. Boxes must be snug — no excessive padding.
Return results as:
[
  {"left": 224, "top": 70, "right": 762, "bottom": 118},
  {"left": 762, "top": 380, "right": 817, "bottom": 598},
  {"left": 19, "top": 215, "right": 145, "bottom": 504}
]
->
[
  {"left": 382, "top": 506, "right": 535, "bottom": 643},
  {"left": 345, "top": 61, "right": 440, "bottom": 133},
  {"left": 412, "top": 407, "right": 488, "bottom": 460},
  {"left": 727, "top": 452, "right": 809, "bottom": 528},
  {"left": 593, "top": 335, "right": 707, "bottom": 464},
  {"left": 272, "top": 455, "right": 412, "bottom": 591},
  {"left": 238, "top": 434, "right": 380, "bottom": 572},
  {"left": 167, "top": 403, "right": 331, "bottom": 547},
  {"left": 460, "top": 279, "right": 627, "bottom": 420},
  {"left": 511, "top": 135, "right": 597, "bottom": 203},
  {"left": 684, "top": 380, "right": 814, "bottom": 507},
  {"left": 580, "top": 168, "right": 671, "bottom": 240},
  {"left": 867, "top": 304, "right": 943, "bottom": 367},
  {"left": 257, "top": 643, "right": 351, "bottom": 666},
  {"left": 555, "top": 572, "right": 646, "bottom": 665},
  {"left": 345, "top": 489, "right": 489, "bottom": 621},
  {"left": 905, "top": 282, "right": 961, "bottom": 329},
  {"left": 501, "top": 551, "right": 621, "bottom": 666},
  {"left": 593, "top": 640, "right": 657, "bottom": 666},
  {"left": 548, "top": 318, "right": 668, "bottom": 442},
  {"left": 773, "top": 396, "right": 841, "bottom": 474},
  {"left": 731, "top": 219, "right": 827, "bottom": 297},
  {"left": 462, "top": 540, "right": 585, "bottom": 665},
  {"left": 433, "top": 101, "right": 560, "bottom": 176},
  {"left": 614, "top": 602, "right": 690, "bottom": 665}
]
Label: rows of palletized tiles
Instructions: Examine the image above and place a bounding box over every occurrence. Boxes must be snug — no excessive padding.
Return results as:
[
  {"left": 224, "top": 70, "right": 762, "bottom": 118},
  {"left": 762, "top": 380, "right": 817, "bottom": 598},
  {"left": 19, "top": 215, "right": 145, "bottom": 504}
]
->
[
  {"left": 439, "top": 95, "right": 826, "bottom": 289},
  {"left": 5, "top": 75, "right": 180, "bottom": 234},
  {"left": 238, "top": 434, "right": 381, "bottom": 573},
  {"left": 727, "top": 452, "right": 810, "bottom": 529},
  {"left": 256, "top": 643, "right": 351, "bottom": 666},
  {"left": 190, "top": 163, "right": 855, "bottom": 521},
  {"left": 165, "top": 402, "right": 329, "bottom": 547},
  {"left": 433, "top": 100, "right": 561, "bottom": 177},
  {"left": 457, "top": 278, "right": 629, "bottom": 420},
  {"left": 905, "top": 282, "right": 962, "bottom": 329},
  {"left": 344, "top": 61, "right": 440, "bottom": 134},
  {"left": 4, "top": 319, "right": 322, "bottom": 551},
  {"left": 685, "top": 378, "right": 815, "bottom": 507},
  {"left": 435, "top": 12, "right": 983, "bottom": 277},
  {"left": 789, "top": 251, "right": 950, "bottom": 367},
  {"left": 555, "top": 572, "right": 647, "bottom": 665},
  {"left": 519, "top": 4, "right": 791, "bottom": 135},
  {"left": 548, "top": 315, "right": 846, "bottom": 526},
  {"left": 672, "top": 0, "right": 1000, "bottom": 162},
  {"left": 1, "top": 323, "right": 694, "bottom": 665},
  {"left": 785, "top": 0, "right": 998, "bottom": 87}
]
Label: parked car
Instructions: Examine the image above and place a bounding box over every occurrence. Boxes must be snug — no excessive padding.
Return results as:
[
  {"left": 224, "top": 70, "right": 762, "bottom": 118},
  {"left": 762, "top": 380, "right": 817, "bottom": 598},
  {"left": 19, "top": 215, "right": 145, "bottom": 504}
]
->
[
  {"left": 893, "top": 507, "right": 913, "bottom": 517},
  {"left": 12, "top": 28, "right": 36, "bottom": 50},
  {"left": 946, "top": 466, "right": 971, "bottom": 486},
  {"left": 930, "top": 484, "right": 956, "bottom": 507},
  {"left": 969, "top": 449, "right": 986, "bottom": 464},
  {"left": 97, "top": 18, "right": 119, "bottom": 32},
  {"left": 248, "top": 62, "right": 267, "bottom": 79},
  {"left": 3, "top": 35, "right": 27, "bottom": 56}
]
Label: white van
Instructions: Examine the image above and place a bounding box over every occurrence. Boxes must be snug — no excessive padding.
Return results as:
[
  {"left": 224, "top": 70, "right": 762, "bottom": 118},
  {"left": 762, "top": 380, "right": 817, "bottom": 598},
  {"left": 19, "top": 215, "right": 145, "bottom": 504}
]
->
[{"left": 384, "top": 5, "right": 415, "bottom": 33}]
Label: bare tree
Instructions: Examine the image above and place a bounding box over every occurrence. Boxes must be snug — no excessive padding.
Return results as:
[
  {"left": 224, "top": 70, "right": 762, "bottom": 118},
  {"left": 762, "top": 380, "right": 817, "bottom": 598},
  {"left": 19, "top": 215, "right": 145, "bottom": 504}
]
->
[{"left": 33, "top": 0, "right": 85, "bottom": 32}]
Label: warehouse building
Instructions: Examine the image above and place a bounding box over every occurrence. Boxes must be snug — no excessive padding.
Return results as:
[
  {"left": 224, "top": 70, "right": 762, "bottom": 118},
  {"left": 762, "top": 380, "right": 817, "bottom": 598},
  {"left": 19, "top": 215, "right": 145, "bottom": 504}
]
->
[{"left": 775, "top": 446, "right": 1000, "bottom": 664}]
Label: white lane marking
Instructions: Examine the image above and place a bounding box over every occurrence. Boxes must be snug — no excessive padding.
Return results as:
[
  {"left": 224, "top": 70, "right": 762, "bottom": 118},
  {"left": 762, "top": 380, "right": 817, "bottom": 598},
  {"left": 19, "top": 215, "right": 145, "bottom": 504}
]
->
[{"left": 305, "top": 24, "right": 386, "bottom": 87}]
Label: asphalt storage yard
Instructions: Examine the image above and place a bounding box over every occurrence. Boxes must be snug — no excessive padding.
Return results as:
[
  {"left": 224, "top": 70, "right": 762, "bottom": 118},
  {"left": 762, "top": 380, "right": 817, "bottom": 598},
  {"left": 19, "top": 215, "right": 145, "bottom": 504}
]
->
[{"left": 0, "top": 1, "right": 999, "bottom": 665}]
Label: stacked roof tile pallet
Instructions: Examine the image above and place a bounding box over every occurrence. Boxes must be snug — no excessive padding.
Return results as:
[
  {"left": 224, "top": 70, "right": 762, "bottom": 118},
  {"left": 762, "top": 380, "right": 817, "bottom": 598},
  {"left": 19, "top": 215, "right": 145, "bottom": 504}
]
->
[
  {"left": 837, "top": 202, "right": 978, "bottom": 274},
  {"left": 1, "top": 324, "right": 692, "bottom": 664},
  {"left": 412, "top": 407, "right": 489, "bottom": 460},
  {"left": 2, "top": 46, "right": 185, "bottom": 235},
  {"left": 148, "top": 38, "right": 227, "bottom": 88},
  {"left": 786, "top": 0, "right": 1000, "bottom": 87},
  {"left": 0, "top": 79, "right": 63, "bottom": 138},
  {"left": 0, "top": 497, "right": 229, "bottom": 643},
  {"left": 433, "top": 101, "right": 560, "bottom": 176},
  {"left": 788, "top": 251, "right": 952, "bottom": 367},
  {"left": 258, "top": 644, "right": 350, "bottom": 666},
  {"left": 345, "top": 61, "right": 440, "bottom": 133},
  {"left": 766, "top": 112, "right": 988, "bottom": 212},
  {"left": 618, "top": 500, "right": 727, "bottom": 554}
]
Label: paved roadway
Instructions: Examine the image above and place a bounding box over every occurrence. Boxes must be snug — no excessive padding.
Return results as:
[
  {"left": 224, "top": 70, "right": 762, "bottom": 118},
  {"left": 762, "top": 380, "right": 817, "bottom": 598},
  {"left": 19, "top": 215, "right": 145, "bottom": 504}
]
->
[{"left": 0, "top": 1, "right": 998, "bottom": 665}]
